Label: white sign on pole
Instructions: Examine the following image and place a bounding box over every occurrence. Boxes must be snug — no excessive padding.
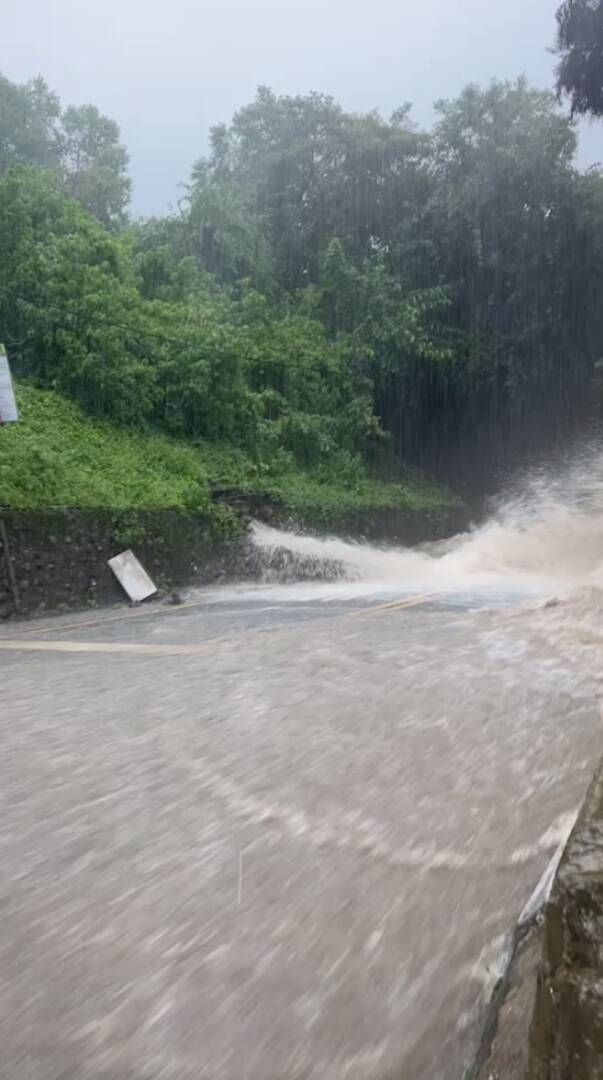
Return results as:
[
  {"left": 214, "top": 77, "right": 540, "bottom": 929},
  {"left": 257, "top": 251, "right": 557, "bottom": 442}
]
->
[{"left": 0, "top": 346, "right": 18, "bottom": 424}]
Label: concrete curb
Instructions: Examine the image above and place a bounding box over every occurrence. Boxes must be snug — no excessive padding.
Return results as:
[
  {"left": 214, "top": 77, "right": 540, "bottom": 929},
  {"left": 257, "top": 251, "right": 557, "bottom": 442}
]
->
[
  {"left": 526, "top": 767, "right": 603, "bottom": 1079},
  {"left": 469, "top": 765, "right": 603, "bottom": 1080}
]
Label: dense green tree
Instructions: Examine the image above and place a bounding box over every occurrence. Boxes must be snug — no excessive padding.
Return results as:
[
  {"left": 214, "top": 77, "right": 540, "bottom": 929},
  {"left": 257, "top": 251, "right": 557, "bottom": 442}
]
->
[
  {"left": 0, "top": 168, "right": 378, "bottom": 473},
  {"left": 190, "top": 87, "right": 428, "bottom": 292},
  {"left": 0, "top": 75, "right": 61, "bottom": 172},
  {"left": 0, "top": 168, "right": 153, "bottom": 423},
  {"left": 2, "top": 73, "right": 603, "bottom": 488},
  {"left": 59, "top": 104, "right": 131, "bottom": 227},
  {"left": 187, "top": 167, "right": 273, "bottom": 289},
  {"left": 555, "top": 0, "right": 603, "bottom": 116},
  {"left": 424, "top": 78, "right": 601, "bottom": 471},
  {"left": 0, "top": 72, "right": 131, "bottom": 226}
]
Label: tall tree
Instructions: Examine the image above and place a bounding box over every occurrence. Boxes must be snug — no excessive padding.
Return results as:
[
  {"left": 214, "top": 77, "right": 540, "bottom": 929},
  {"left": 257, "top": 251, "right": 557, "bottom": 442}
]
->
[
  {"left": 3, "top": 72, "right": 602, "bottom": 486},
  {"left": 188, "top": 163, "right": 273, "bottom": 289},
  {"left": 190, "top": 87, "right": 428, "bottom": 292},
  {"left": 0, "top": 74, "right": 60, "bottom": 172},
  {"left": 555, "top": 0, "right": 603, "bottom": 116},
  {"left": 59, "top": 104, "right": 131, "bottom": 227},
  {"left": 0, "top": 72, "right": 131, "bottom": 226},
  {"left": 426, "top": 78, "right": 599, "bottom": 472},
  {"left": 184, "top": 80, "right": 603, "bottom": 475}
]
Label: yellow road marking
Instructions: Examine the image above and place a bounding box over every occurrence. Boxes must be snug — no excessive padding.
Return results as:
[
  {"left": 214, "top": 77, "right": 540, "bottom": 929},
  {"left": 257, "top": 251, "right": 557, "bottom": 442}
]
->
[
  {"left": 0, "top": 638, "right": 216, "bottom": 656},
  {"left": 0, "top": 591, "right": 441, "bottom": 656},
  {"left": 17, "top": 599, "right": 205, "bottom": 636},
  {"left": 21, "top": 589, "right": 441, "bottom": 635},
  {"left": 349, "top": 592, "right": 441, "bottom": 616}
]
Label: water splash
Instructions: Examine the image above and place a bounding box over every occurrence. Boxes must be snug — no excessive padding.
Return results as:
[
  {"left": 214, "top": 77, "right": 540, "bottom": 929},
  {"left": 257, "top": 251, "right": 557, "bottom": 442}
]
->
[{"left": 248, "top": 446, "right": 603, "bottom": 601}]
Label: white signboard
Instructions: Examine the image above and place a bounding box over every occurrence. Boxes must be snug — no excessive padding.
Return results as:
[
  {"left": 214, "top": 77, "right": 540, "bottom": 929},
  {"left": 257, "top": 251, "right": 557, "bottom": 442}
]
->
[
  {"left": 0, "top": 347, "right": 18, "bottom": 424},
  {"left": 108, "top": 549, "right": 157, "bottom": 602}
]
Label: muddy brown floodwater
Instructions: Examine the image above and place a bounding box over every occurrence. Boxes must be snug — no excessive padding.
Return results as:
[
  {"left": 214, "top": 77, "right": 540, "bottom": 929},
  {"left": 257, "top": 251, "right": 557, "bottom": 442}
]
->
[{"left": 1, "top": 450, "right": 603, "bottom": 1079}]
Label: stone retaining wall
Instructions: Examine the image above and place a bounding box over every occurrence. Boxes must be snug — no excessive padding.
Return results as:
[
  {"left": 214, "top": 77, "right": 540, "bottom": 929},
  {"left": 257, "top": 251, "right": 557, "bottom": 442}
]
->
[
  {"left": 0, "top": 508, "right": 249, "bottom": 618},
  {"left": 0, "top": 502, "right": 470, "bottom": 618}
]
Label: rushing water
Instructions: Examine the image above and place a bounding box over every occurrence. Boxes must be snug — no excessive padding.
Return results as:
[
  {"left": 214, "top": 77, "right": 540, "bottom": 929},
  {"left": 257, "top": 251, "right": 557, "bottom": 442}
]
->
[
  {"left": 246, "top": 445, "right": 603, "bottom": 601},
  {"left": 199, "top": 448, "right": 603, "bottom": 1077},
  {"left": 170, "top": 450, "right": 603, "bottom": 1077},
  {"left": 3, "top": 455, "right": 603, "bottom": 1080}
]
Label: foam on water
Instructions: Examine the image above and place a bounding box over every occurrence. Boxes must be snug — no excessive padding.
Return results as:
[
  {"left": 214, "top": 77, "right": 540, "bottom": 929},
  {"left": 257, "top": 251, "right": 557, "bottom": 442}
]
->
[{"left": 231, "top": 444, "right": 603, "bottom": 604}]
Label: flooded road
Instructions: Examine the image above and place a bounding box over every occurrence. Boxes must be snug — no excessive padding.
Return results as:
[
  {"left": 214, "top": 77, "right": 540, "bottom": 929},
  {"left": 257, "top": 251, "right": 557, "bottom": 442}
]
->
[{"left": 2, "top": 456, "right": 603, "bottom": 1079}]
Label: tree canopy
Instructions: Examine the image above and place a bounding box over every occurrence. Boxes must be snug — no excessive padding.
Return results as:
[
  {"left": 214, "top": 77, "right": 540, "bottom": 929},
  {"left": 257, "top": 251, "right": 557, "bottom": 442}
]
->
[
  {"left": 1, "top": 72, "right": 603, "bottom": 494},
  {"left": 0, "top": 73, "right": 130, "bottom": 226},
  {"left": 555, "top": 0, "right": 603, "bottom": 116}
]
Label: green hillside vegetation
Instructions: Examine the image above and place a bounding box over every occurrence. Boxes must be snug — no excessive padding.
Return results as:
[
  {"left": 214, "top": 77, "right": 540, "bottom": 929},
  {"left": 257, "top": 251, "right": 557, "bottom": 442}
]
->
[
  {"left": 1, "top": 70, "right": 603, "bottom": 519},
  {"left": 0, "top": 384, "right": 459, "bottom": 526}
]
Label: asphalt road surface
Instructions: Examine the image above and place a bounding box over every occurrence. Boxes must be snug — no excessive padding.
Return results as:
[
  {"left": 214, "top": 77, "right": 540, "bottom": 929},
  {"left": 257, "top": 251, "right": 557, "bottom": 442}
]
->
[{"left": 1, "top": 581, "right": 601, "bottom": 1079}]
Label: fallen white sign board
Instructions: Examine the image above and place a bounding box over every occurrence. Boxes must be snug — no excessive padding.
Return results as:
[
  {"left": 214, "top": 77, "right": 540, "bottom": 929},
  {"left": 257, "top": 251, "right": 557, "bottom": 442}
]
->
[
  {"left": 108, "top": 549, "right": 157, "bottom": 602},
  {"left": 0, "top": 346, "right": 19, "bottom": 423}
]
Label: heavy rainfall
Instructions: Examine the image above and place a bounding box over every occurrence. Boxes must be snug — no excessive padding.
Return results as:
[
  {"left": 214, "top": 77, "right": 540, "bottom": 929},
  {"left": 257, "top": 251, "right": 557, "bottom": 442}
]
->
[{"left": 2, "top": 1, "right": 603, "bottom": 1078}]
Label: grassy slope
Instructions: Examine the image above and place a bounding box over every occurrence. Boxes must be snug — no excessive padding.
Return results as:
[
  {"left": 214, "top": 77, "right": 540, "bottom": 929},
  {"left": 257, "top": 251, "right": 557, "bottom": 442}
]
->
[{"left": 0, "top": 384, "right": 460, "bottom": 522}]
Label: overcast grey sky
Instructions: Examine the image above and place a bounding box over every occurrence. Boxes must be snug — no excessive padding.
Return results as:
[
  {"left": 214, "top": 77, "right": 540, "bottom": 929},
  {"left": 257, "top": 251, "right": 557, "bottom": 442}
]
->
[{"left": 4, "top": 0, "right": 602, "bottom": 215}]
